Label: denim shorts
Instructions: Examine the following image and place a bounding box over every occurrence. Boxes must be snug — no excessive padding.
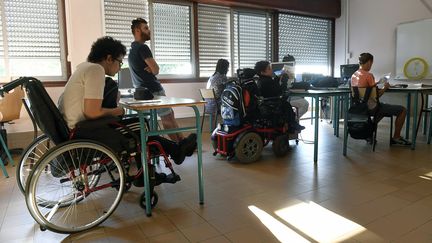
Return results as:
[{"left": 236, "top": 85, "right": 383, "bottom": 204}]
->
[{"left": 153, "top": 89, "right": 173, "bottom": 117}]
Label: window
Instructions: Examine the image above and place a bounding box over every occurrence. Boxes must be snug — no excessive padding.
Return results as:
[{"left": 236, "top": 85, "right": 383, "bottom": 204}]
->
[
  {"left": 279, "top": 14, "right": 332, "bottom": 75},
  {"left": 197, "top": 4, "right": 231, "bottom": 77},
  {"left": 151, "top": 2, "right": 193, "bottom": 76},
  {"left": 233, "top": 11, "right": 272, "bottom": 72},
  {"left": 103, "top": 0, "right": 149, "bottom": 58},
  {"left": 0, "top": 0, "right": 66, "bottom": 80}
]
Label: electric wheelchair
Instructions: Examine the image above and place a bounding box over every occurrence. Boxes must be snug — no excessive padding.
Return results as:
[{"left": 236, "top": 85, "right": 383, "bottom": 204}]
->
[
  {"left": 211, "top": 75, "right": 299, "bottom": 163},
  {"left": 1, "top": 77, "right": 179, "bottom": 233}
]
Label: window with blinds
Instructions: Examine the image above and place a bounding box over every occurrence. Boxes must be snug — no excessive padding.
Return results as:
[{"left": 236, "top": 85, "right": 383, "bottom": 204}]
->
[
  {"left": 1, "top": 0, "right": 65, "bottom": 79},
  {"left": 0, "top": 3, "right": 5, "bottom": 77},
  {"left": 279, "top": 14, "right": 332, "bottom": 75},
  {"left": 152, "top": 2, "right": 193, "bottom": 76},
  {"left": 103, "top": 0, "right": 149, "bottom": 58},
  {"left": 197, "top": 4, "right": 231, "bottom": 77},
  {"left": 233, "top": 11, "right": 272, "bottom": 71}
]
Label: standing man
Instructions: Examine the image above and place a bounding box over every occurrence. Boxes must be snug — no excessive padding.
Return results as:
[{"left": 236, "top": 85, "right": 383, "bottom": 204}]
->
[{"left": 129, "top": 18, "right": 185, "bottom": 142}]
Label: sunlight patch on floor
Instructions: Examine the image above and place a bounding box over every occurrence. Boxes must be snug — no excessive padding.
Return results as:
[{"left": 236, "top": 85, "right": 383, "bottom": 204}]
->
[
  {"left": 275, "top": 201, "right": 366, "bottom": 242},
  {"left": 248, "top": 205, "right": 310, "bottom": 243}
]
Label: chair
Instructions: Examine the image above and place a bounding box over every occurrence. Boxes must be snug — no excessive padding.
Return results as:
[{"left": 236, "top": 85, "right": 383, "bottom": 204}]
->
[
  {"left": 0, "top": 87, "right": 24, "bottom": 177},
  {"left": 199, "top": 88, "right": 219, "bottom": 133},
  {"left": 350, "top": 87, "right": 393, "bottom": 151}
]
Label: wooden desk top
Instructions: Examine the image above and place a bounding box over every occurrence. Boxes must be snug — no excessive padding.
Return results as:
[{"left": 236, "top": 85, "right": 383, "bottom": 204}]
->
[{"left": 120, "top": 96, "right": 206, "bottom": 111}]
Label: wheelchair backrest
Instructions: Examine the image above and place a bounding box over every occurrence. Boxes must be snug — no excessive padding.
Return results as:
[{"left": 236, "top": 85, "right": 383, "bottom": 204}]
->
[{"left": 24, "top": 78, "right": 70, "bottom": 144}]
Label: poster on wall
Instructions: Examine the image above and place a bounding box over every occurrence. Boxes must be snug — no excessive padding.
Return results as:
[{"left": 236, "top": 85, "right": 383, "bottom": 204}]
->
[{"left": 395, "top": 18, "right": 432, "bottom": 80}]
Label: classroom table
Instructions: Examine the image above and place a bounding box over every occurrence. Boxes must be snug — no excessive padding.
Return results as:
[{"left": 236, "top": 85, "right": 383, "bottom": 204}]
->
[
  {"left": 120, "top": 96, "right": 206, "bottom": 216},
  {"left": 386, "top": 86, "right": 432, "bottom": 150},
  {"left": 289, "top": 89, "right": 351, "bottom": 163}
]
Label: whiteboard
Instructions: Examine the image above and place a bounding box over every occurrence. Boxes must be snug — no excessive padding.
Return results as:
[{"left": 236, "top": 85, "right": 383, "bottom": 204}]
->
[{"left": 395, "top": 18, "right": 432, "bottom": 80}]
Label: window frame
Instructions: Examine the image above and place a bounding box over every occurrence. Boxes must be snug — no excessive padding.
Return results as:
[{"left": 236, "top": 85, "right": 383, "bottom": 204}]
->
[
  {"left": 277, "top": 11, "right": 334, "bottom": 76},
  {"left": 150, "top": 0, "right": 196, "bottom": 79},
  {"left": 101, "top": 1, "right": 335, "bottom": 83},
  {"left": 0, "top": 0, "right": 68, "bottom": 83},
  {"left": 231, "top": 8, "right": 273, "bottom": 74}
]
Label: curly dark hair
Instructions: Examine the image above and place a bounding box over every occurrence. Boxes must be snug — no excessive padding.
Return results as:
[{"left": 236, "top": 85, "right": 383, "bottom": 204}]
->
[
  {"left": 131, "top": 18, "right": 148, "bottom": 34},
  {"left": 254, "top": 60, "right": 270, "bottom": 75},
  {"left": 87, "top": 36, "right": 126, "bottom": 63}
]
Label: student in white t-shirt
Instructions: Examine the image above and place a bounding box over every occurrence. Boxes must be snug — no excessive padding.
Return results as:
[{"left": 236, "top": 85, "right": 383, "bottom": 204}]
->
[{"left": 58, "top": 36, "right": 197, "bottom": 186}]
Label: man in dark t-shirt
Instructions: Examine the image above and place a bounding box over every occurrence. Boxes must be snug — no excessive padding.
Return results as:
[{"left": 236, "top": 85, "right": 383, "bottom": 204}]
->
[{"left": 128, "top": 18, "right": 186, "bottom": 142}]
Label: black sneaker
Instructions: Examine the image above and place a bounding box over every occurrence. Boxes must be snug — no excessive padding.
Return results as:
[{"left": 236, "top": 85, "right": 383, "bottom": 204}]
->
[
  {"left": 179, "top": 133, "right": 197, "bottom": 157},
  {"left": 390, "top": 137, "right": 412, "bottom": 146},
  {"left": 170, "top": 149, "right": 186, "bottom": 165}
]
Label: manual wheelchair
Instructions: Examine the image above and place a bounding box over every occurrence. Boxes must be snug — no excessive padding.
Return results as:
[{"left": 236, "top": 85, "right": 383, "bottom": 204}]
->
[{"left": 1, "top": 77, "right": 180, "bottom": 233}]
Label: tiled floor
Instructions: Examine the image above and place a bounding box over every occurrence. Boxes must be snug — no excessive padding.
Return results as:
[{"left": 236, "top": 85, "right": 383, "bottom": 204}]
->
[{"left": 1, "top": 119, "right": 432, "bottom": 242}]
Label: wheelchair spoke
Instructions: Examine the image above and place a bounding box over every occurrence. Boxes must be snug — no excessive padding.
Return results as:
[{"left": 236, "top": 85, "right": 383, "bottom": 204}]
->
[{"left": 26, "top": 141, "right": 124, "bottom": 233}]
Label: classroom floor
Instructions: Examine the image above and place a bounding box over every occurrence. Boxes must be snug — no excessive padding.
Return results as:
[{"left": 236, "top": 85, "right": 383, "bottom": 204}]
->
[{"left": 1, "top": 118, "right": 432, "bottom": 242}]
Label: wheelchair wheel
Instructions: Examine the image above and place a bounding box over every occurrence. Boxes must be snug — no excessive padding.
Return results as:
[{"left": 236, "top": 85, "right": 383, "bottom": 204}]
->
[
  {"left": 16, "top": 135, "right": 52, "bottom": 195},
  {"left": 272, "top": 135, "right": 290, "bottom": 157},
  {"left": 235, "top": 132, "right": 263, "bottom": 163},
  {"left": 25, "top": 140, "right": 125, "bottom": 234},
  {"left": 139, "top": 191, "right": 158, "bottom": 210}
]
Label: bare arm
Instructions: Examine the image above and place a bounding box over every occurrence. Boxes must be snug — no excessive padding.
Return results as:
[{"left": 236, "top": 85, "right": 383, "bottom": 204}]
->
[
  {"left": 144, "top": 57, "right": 159, "bottom": 75},
  {"left": 83, "top": 99, "right": 124, "bottom": 120},
  {"left": 377, "top": 82, "right": 390, "bottom": 97}
]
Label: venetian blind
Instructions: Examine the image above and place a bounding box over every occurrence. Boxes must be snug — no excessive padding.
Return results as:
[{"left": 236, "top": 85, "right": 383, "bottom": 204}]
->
[
  {"left": 197, "top": 4, "right": 231, "bottom": 77},
  {"left": 279, "top": 13, "right": 332, "bottom": 74},
  {"left": 104, "top": 0, "right": 149, "bottom": 56},
  {"left": 5, "top": 0, "right": 60, "bottom": 58},
  {"left": 233, "top": 11, "right": 272, "bottom": 71},
  {"left": 152, "top": 2, "right": 192, "bottom": 75}
]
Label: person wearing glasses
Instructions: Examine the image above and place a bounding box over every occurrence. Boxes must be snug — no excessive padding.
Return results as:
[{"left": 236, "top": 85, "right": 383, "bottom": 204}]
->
[
  {"left": 58, "top": 36, "right": 197, "bottom": 186},
  {"left": 129, "top": 18, "right": 191, "bottom": 143}
]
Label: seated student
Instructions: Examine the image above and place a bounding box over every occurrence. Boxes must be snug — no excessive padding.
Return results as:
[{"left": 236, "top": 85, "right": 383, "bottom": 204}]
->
[
  {"left": 351, "top": 52, "right": 411, "bottom": 146},
  {"left": 254, "top": 60, "right": 305, "bottom": 132},
  {"left": 206, "top": 59, "right": 230, "bottom": 106},
  {"left": 58, "top": 36, "right": 197, "bottom": 186},
  {"left": 281, "top": 55, "right": 309, "bottom": 118}
]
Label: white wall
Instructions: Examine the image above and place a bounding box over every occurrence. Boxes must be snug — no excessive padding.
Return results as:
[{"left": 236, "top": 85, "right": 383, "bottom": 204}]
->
[
  {"left": 334, "top": 0, "right": 432, "bottom": 106},
  {"left": 335, "top": 0, "right": 432, "bottom": 78}
]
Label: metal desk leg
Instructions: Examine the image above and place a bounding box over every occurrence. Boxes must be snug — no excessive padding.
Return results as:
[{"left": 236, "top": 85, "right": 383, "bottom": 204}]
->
[
  {"left": 423, "top": 94, "right": 429, "bottom": 135},
  {"left": 336, "top": 95, "right": 341, "bottom": 137},
  {"left": 343, "top": 93, "right": 349, "bottom": 156},
  {"left": 314, "top": 96, "right": 320, "bottom": 163},
  {"left": 0, "top": 131, "right": 15, "bottom": 167},
  {"left": 411, "top": 92, "right": 418, "bottom": 150},
  {"left": 151, "top": 110, "right": 160, "bottom": 165},
  {"left": 310, "top": 97, "right": 314, "bottom": 125},
  {"left": 333, "top": 96, "right": 337, "bottom": 135},
  {"left": 192, "top": 106, "right": 204, "bottom": 204},
  {"left": 0, "top": 156, "right": 8, "bottom": 178},
  {"left": 428, "top": 110, "right": 432, "bottom": 144},
  {"left": 139, "top": 111, "right": 152, "bottom": 216},
  {"left": 406, "top": 93, "right": 411, "bottom": 139}
]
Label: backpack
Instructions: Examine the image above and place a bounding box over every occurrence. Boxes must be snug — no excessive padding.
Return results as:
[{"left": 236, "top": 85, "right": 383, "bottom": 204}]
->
[
  {"left": 221, "top": 82, "right": 245, "bottom": 126},
  {"left": 102, "top": 77, "right": 119, "bottom": 108},
  {"left": 347, "top": 87, "right": 374, "bottom": 139}
]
